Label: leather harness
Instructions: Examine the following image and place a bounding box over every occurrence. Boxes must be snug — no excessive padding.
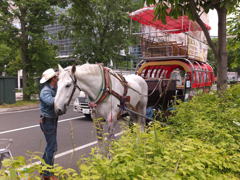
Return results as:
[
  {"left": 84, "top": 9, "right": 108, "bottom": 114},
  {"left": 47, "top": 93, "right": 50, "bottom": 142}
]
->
[{"left": 88, "top": 66, "right": 130, "bottom": 108}]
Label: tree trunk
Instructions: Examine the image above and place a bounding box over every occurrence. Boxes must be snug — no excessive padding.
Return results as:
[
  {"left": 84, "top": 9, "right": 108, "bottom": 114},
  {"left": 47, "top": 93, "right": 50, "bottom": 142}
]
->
[
  {"left": 19, "top": 8, "right": 31, "bottom": 101},
  {"left": 217, "top": 7, "right": 228, "bottom": 93},
  {"left": 188, "top": 0, "right": 228, "bottom": 93},
  {"left": 20, "top": 30, "right": 30, "bottom": 100}
]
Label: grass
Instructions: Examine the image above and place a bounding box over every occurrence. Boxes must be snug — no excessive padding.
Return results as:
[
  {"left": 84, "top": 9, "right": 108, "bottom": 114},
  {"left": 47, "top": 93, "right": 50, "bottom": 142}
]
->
[{"left": 0, "top": 100, "right": 39, "bottom": 108}]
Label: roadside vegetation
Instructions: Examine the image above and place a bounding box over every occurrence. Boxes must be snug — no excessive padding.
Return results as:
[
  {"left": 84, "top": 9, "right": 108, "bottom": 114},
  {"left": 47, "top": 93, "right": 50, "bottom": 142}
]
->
[
  {"left": 0, "top": 100, "right": 39, "bottom": 108},
  {"left": 1, "top": 84, "right": 240, "bottom": 179}
]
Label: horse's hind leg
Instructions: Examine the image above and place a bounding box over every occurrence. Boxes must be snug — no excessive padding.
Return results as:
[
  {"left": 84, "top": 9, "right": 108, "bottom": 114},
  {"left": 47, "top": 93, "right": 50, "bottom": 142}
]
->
[
  {"left": 128, "top": 111, "right": 137, "bottom": 130},
  {"left": 136, "top": 100, "right": 147, "bottom": 131}
]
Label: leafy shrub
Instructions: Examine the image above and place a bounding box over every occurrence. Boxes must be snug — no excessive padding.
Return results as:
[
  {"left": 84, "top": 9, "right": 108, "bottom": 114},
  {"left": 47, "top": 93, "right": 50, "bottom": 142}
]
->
[
  {"left": 78, "top": 85, "right": 240, "bottom": 179},
  {"left": 0, "top": 155, "right": 78, "bottom": 180}
]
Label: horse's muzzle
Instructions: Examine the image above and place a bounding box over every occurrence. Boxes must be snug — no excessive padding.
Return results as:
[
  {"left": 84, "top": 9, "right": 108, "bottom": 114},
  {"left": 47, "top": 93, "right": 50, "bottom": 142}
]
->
[
  {"left": 55, "top": 105, "right": 66, "bottom": 115},
  {"left": 56, "top": 109, "right": 64, "bottom": 115}
]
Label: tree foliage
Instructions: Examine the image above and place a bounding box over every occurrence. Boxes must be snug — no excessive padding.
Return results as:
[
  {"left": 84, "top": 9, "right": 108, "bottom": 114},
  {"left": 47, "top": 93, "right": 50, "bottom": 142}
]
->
[
  {"left": 208, "top": 38, "right": 240, "bottom": 74},
  {"left": 61, "top": 0, "right": 143, "bottom": 64},
  {"left": 0, "top": 44, "right": 12, "bottom": 75},
  {"left": 226, "top": 39, "right": 240, "bottom": 73},
  {"left": 227, "top": 5, "right": 240, "bottom": 72},
  {"left": 145, "top": 0, "right": 240, "bottom": 93},
  {"left": 0, "top": 0, "right": 67, "bottom": 100}
]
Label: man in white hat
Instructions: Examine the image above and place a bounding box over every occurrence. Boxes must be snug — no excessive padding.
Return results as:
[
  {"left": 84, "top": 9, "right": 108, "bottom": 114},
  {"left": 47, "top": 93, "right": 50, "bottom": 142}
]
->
[{"left": 39, "top": 68, "right": 59, "bottom": 180}]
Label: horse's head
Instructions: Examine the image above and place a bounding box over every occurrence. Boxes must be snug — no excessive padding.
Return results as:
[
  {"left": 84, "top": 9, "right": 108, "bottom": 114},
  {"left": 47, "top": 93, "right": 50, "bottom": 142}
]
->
[{"left": 54, "top": 64, "right": 77, "bottom": 115}]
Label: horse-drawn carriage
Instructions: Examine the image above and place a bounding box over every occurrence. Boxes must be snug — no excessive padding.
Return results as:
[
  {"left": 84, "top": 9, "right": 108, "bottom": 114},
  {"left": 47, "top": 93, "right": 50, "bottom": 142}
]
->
[{"left": 130, "top": 6, "right": 215, "bottom": 112}]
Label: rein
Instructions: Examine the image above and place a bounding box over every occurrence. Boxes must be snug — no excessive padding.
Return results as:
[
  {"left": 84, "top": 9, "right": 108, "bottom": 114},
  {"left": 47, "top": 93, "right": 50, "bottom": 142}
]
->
[{"left": 67, "top": 74, "right": 81, "bottom": 106}]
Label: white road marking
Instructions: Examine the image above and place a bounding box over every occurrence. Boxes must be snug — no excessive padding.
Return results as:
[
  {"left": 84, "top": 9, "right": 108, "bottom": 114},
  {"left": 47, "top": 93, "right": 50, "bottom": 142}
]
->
[
  {"left": 55, "top": 131, "right": 123, "bottom": 158},
  {"left": 26, "top": 131, "right": 124, "bottom": 167},
  {"left": 0, "top": 105, "right": 75, "bottom": 115},
  {"left": 0, "top": 116, "right": 84, "bottom": 135},
  {"left": 0, "top": 108, "right": 40, "bottom": 115}
]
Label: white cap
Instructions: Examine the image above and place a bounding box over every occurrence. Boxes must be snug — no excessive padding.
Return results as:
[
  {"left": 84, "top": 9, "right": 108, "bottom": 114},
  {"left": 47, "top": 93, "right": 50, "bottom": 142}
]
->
[{"left": 40, "top": 68, "right": 57, "bottom": 84}]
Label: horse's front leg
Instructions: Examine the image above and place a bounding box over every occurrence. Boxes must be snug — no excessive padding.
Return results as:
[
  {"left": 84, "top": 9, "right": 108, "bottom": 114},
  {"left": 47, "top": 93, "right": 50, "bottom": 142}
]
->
[
  {"left": 92, "top": 112, "right": 104, "bottom": 143},
  {"left": 106, "top": 110, "right": 118, "bottom": 140}
]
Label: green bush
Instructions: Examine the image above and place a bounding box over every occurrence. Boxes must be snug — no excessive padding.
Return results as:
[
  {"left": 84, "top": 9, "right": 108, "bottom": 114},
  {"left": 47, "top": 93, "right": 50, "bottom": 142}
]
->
[
  {"left": 78, "top": 85, "right": 240, "bottom": 179},
  {"left": 1, "top": 84, "right": 240, "bottom": 179}
]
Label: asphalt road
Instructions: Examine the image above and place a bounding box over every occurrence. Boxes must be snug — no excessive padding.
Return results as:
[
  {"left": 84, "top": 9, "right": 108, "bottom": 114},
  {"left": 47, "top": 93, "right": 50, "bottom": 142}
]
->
[{"left": 0, "top": 106, "right": 105, "bottom": 170}]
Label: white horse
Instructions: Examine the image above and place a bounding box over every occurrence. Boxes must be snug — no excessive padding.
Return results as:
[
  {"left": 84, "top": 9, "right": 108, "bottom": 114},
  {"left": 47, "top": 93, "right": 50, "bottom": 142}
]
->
[{"left": 54, "top": 64, "right": 148, "bottom": 148}]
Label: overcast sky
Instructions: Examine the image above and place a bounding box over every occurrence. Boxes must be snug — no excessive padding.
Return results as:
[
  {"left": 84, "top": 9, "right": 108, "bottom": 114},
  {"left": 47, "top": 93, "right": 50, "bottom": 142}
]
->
[{"left": 208, "top": 10, "right": 218, "bottom": 37}]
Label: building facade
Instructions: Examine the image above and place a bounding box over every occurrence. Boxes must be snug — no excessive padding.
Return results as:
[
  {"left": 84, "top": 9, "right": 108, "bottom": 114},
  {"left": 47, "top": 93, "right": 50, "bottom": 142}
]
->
[{"left": 44, "top": 19, "right": 73, "bottom": 58}]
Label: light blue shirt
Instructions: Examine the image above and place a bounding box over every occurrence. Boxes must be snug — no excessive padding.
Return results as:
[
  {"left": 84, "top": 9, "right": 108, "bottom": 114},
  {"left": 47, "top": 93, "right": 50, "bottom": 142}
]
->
[{"left": 40, "top": 84, "right": 58, "bottom": 118}]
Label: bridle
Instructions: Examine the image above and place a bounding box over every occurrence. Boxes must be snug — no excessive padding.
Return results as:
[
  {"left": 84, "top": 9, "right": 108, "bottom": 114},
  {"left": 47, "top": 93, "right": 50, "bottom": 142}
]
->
[{"left": 66, "top": 74, "right": 81, "bottom": 106}]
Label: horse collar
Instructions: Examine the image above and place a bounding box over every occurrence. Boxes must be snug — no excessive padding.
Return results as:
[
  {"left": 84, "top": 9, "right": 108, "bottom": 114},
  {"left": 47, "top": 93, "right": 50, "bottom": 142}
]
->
[{"left": 88, "top": 65, "right": 109, "bottom": 107}]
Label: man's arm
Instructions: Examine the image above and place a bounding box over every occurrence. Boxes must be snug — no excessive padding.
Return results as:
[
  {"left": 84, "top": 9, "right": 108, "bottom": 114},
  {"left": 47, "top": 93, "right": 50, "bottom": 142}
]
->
[{"left": 40, "top": 88, "right": 54, "bottom": 106}]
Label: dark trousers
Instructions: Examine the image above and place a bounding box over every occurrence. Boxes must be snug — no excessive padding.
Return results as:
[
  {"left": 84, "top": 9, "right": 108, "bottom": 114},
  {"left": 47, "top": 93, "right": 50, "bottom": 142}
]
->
[{"left": 40, "top": 117, "right": 58, "bottom": 176}]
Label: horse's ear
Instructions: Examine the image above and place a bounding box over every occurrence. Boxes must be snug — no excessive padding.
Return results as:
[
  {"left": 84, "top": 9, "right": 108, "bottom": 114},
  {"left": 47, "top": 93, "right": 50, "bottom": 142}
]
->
[
  {"left": 58, "top": 64, "right": 64, "bottom": 72},
  {"left": 72, "top": 65, "right": 76, "bottom": 74}
]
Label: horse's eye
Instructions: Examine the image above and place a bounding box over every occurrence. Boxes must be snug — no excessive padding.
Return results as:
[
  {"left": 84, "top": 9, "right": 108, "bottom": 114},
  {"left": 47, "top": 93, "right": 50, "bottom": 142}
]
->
[{"left": 65, "top": 84, "right": 71, "bottom": 88}]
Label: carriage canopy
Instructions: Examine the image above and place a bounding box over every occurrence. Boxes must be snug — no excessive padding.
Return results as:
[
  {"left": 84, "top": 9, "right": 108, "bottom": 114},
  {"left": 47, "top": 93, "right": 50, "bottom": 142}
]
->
[{"left": 129, "top": 6, "right": 211, "bottom": 34}]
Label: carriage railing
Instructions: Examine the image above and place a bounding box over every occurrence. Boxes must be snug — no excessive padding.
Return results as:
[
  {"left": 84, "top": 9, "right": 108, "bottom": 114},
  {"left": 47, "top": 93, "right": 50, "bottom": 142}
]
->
[{"left": 134, "top": 28, "right": 208, "bottom": 62}]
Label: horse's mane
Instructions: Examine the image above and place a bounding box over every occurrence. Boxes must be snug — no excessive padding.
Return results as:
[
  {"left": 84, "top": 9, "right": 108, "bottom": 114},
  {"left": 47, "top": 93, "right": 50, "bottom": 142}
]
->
[{"left": 64, "top": 63, "right": 101, "bottom": 76}]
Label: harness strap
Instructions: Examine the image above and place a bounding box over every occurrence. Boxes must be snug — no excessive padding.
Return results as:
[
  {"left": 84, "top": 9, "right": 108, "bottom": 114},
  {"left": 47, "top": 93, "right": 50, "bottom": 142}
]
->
[
  {"left": 110, "top": 72, "right": 128, "bottom": 97},
  {"left": 67, "top": 75, "right": 81, "bottom": 106},
  {"left": 89, "top": 66, "right": 130, "bottom": 108},
  {"left": 109, "top": 72, "right": 130, "bottom": 109}
]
